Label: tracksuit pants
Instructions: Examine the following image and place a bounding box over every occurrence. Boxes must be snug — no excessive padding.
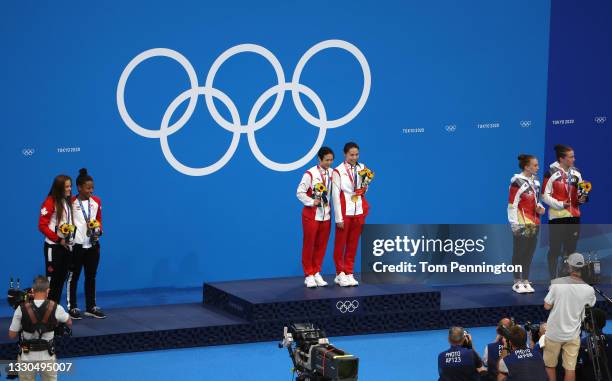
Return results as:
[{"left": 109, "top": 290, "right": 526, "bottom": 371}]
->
[{"left": 333, "top": 215, "right": 365, "bottom": 275}]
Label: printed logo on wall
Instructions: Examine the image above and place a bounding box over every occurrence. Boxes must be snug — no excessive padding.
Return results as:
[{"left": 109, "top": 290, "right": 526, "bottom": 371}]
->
[
  {"left": 594, "top": 116, "right": 607, "bottom": 125},
  {"left": 335, "top": 300, "right": 359, "bottom": 313},
  {"left": 551, "top": 119, "right": 575, "bottom": 126},
  {"left": 57, "top": 147, "right": 81, "bottom": 153},
  {"left": 519, "top": 120, "right": 532, "bottom": 128},
  {"left": 22, "top": 148, "right": 35, "bottom": 157},
  {"left": 477, "top": 122, "right": 500, "bottom": 129},
  {"left": 117, "top": 40, "right": 371, "bottom": 176},
  {"left": 444, "top": 124, "right": 457, "bottom": 132}
]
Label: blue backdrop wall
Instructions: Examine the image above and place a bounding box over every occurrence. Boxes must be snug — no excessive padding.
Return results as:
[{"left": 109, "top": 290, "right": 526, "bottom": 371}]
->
[
  {"left": 544, "top": 0, "right": 612, "bottom": 224},
  {"left": 1, "top": 0, "right": 555, "bottom": 291}
]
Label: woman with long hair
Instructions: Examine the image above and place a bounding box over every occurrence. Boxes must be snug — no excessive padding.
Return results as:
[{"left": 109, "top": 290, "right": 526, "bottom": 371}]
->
[{"left": 38, "top": 174, "right": 73, "bottom": 303}]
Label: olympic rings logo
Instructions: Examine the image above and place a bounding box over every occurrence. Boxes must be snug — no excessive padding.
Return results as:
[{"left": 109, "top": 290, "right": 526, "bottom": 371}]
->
[
  {"left": 116, "top": 40, "right": 371, "bottom": 176},
  {"left": 336, "top": 300, "right": 359, "bottom": 313},
  {"left": 22, "top": 148, "right": 35, "bottom": 156},
  {"left": 594, "top": 116, "right": 607, "bottom": 124},
  {"left": 520, "top": 120, "right": 532, "bottom": 128}
]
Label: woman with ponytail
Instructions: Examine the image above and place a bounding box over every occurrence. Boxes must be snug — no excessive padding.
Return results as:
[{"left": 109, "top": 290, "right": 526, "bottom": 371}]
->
[
  {"left": 67, "top": 168, "right": 106, "bottom": 319},
  {"left": 507, "top": 154, "right": 545, "bottom": 293}
]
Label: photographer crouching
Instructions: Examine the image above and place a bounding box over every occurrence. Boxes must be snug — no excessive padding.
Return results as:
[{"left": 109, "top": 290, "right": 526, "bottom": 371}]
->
[
  {"left": 438, "top": 326, "right": 486, "bottom": 381},
  {"left": 543, "top": 253, "right": 597, "bottom": 381},
  {"left": 497, "top": 325, "right": 547, "bottom": 381},
  {"left": 7, "top": 276, "right": 72, "bottom": 381}
]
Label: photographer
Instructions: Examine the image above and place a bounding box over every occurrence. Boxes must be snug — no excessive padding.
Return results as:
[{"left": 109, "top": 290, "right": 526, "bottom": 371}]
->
[
  {"left": 438, "top": 326, "right": 486, "bottom": 381},
  {"left": 497, "top": 325, "right": 547, "bottom": 381},
  {"left": 529, "top": 322, "right": 547, "bottom": 352},
  {"left": 482, "top": 318, "right": 513, "bottom": 380},
  {"left": 576, "top": 308, "right": 612, "bottom": 381},
  {"left": 7, "top": 276, "right": 71, "bottom": 381},
  {"left": 543, "top": 253, "right": 597, "bottom": 381}
]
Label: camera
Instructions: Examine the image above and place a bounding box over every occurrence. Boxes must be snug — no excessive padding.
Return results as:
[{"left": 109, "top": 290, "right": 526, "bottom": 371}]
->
[
  {"left": 6, "top": 278, "right": 32, "bottom": 310},
  {"left": 559, "top": 253, "right": 601, "bottom": 284},
  {"left": 279, "top": 323, "right": 359, "bottom": 381},
  {"left": 524, "top": 321, "right": 542, "bottom": 344}
]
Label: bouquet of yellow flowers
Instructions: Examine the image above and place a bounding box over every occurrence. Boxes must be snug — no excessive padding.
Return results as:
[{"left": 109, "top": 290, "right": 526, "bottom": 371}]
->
[
  {"left": 59, "top": 223, "right": 75, "bottom": 236},
  {"left": 87, "top": 219, "right": 101, "bottom": 243},
  {"left": 59, "top": 223, "right": 76, "bottom": 244},
  {"left": 578, "top": 181, "right": 592, "bottom": 196},
  {"left": 358, "top": 168, "right": 375, "bottom": 187},
  {"left": 88, "top": 220, "right": 100, "bottom": 230},
  {"left": 313, "top": 182, "right": 328, "bottom": 206},
  {"left": 522, "top": 223, "right": 539, "bottom": 238}
]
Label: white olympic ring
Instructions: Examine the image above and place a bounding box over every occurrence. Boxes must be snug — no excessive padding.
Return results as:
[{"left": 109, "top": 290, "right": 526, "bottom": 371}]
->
[
  {"left": 22, "top": 148, "right": 35, "bottom": 156},
  {"left": 336, "top": 300, "right": 359, "bottom": 313},
  {"left": 520, "top": 120, "right": 532, "bottom": 128},
  {"left": 116, "top": 40, "right": 371, "bottom": 176},
  {"left": 444, "top": 124, "right": 457, "bottom": 132}
]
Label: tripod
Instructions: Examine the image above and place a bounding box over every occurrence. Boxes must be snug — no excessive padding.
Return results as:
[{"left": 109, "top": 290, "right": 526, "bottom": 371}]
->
[{"left": 583, "top": 286, "right": 612, "bottom": 381}]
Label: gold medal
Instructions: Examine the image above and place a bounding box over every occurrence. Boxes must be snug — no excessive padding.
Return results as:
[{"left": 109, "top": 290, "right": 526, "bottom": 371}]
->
[{"left": 351, "top": 195, "right": 359, "bottom": 203}]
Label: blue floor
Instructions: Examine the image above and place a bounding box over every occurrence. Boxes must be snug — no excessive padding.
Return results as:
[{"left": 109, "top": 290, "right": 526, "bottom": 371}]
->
[{"left": 45, "top": 323, "right": 612, "bottom": 381}]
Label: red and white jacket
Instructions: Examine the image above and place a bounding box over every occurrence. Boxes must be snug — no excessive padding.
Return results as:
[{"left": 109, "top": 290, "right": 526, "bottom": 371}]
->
[
  {"left": 71, "top": 195, "right": 103, "bottom": 248},
  {"left": 297, "top": 165, "right": 332, "bottom": 221},
  {"left": 38, "top": 196, "right": 73, "bottom": 245},
  {"left": 542, "top": 161, "right": 583, "bottom": 220},
  {"left": 507, "top": 173, "right": 544, "bottom": 227},
  {"left": 332, "top": 162, "right": 370, "bottom": 223}
]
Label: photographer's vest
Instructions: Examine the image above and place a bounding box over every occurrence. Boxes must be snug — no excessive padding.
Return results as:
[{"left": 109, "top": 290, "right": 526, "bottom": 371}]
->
[
  {"left": 438, "top": 345, "right": 479, "bottom": 381},
  {"left": 486, "top": 341, "right": 504, "bottom": 378},
  {"left": 20, "top": 300, "right": 58, "bottom": 353},
  {"left": 503, "top": 348, "right": 547, "bottom": 381}
]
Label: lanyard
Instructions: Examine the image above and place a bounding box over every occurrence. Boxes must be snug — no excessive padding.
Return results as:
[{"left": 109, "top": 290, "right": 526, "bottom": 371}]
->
[
  {"left": 317, "top": 166, "right": 331, "bottom": 191},
  {"left": 344, "top": 162, "right": 358, "bottom": 191},
  {"left": 78, "top": 197, "right": 92, "bottom": 222}
]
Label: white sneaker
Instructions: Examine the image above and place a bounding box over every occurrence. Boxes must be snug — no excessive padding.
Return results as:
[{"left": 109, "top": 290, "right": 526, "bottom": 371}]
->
[
  {"left": 313, "top": 273, "right": 328, "bottom": 287},
  {"left": 523, "top": 280, "right": 535, "bottom": 293},
  {"left": 346, "top": 274, "right": 359, "bottom": 286},
  {"left": 512, "top": 281, "right": 527, "bottom": 294},
  {"left": 334, "top": 272, "right": 351, "bottom": 287},
  {"left": 304, "top": 275, "right": 317, "bottom": 288}
]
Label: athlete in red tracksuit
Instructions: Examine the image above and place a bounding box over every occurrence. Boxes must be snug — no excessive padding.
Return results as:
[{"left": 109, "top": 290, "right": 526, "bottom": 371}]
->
[
  {"left": 541, "top": 145, "right": 587, "bottom": 278},
  {"left": 38, "top": 175, "right": 73, "bottom": 303},
  {"left": 297, "top": 147, "right": 334, "bottom": 288},
  {"left": 507, "top": 154, "right": 545, "bottom": 294},
  {"left": 332, "top": 142, "right": 369, "bottom": 287}
]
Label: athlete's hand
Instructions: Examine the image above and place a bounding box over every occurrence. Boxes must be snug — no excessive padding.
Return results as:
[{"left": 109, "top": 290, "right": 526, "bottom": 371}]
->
[
  {"left": 313, "top": 199, "right": 321, "bottom": 207},
  {"left": 337, "top": 222, "right": 344, "bottom": 229},
  {"left": 536, "top": 206, "right": 545, "bottom": 215}
]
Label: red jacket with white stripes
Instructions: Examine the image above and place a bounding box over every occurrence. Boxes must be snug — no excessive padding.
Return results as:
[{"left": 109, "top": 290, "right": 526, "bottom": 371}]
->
[
  {"left": 38, "top": 196, "right": 70, "bottom": 244},
  {"left": 507, "top": 173, "right": 543, "bottom": 226},
  {"left": 541, "top": 162, "right": 582, "bottom": 220},
  {"left": 71, "top": 195, "right": 103, "bottom": 246},
  {"left": 332, "top": 162, "right": 370, "bottom": 223},
  {"left": 297, "top": 165, "right": 332, "bottom": 221}
]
